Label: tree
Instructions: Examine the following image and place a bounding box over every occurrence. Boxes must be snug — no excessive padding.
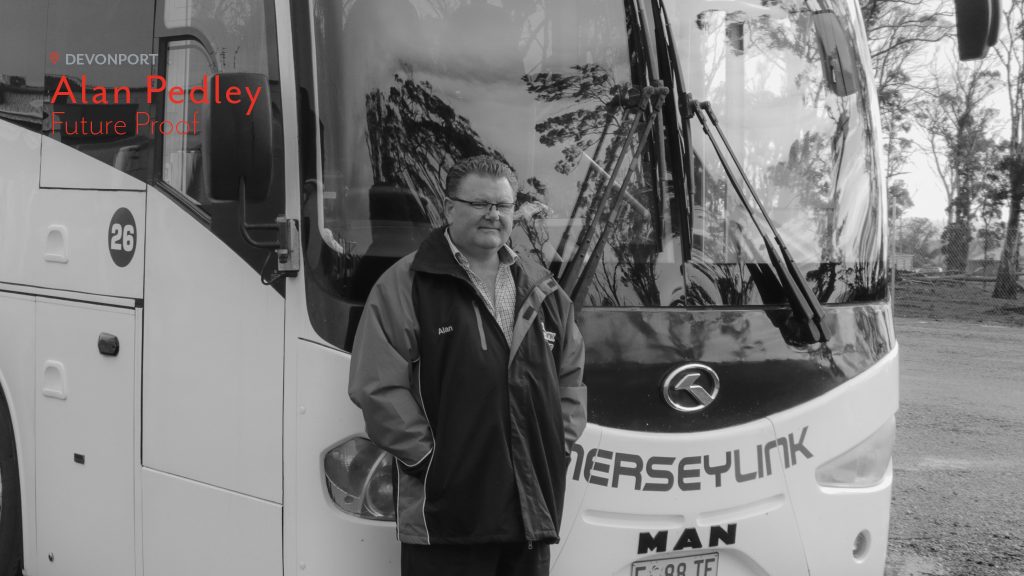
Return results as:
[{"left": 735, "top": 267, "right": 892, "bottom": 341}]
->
[
  {"left": 861, "top": 0, "right": 951, "bottom": 218},
  {"left": 525, "top": 66, "right": 662, "bottom": 306},
  {"left": 364, "top": 74, "right": 507, "bottom": 222},
  {"left": 993, "top": 0, "right": 1024, "bottom": 298},
  {"left": 888, "top": 179, "right": 914, "bottom": 220},
  {"left": 894, "top": 216, "right": 940, "bottom": 265},
  {"left": 917, "top": 56, "right": 1000, "bottom": 273},
  {"left": 976, "top": 142, "right": 1010, "bottom": 262},
  {"left": 977, "top": 220, "right": 1006, "bottom": 262}
]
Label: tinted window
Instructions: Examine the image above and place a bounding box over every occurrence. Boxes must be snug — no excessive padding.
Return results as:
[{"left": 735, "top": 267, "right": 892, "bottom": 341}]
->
[
  {"left": 155, "top": 0, "right": 286, "bottom": 280},
  {"left": 304, "top": 0, "right": 656, "bottom": 349},
  {"left": 302, "top": 0, "right": 885, "bottom": 350},
  {"left": 667, "top": 0, "right": 884, "bottom": 305},
  {"left": 0, "top": 0, "right": 46, "bottom": 130},
  {"left": 43, "top": 0, "right": 157, "bottom": 183},
  {"left": 160, "top": 39, "right": 214, "bottom": 201},
  {"left": 158, "top": 0, "right": 281, "bottom": 204}
]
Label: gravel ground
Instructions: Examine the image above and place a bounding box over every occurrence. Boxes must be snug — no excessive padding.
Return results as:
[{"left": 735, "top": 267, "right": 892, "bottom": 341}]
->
[{"left": 885, "top": 318, "right": 1024, "bottom": 576}]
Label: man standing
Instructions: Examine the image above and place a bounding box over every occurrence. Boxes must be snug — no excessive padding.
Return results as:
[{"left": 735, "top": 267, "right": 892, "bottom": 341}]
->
[{"left": 349, "top": 155, "right": 587, "bottom": 576}]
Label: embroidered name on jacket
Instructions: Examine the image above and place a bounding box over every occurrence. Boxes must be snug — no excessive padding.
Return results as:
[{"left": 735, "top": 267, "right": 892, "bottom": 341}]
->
[{"left": 438, "top": 325, "right": 454, "bottom": 335}]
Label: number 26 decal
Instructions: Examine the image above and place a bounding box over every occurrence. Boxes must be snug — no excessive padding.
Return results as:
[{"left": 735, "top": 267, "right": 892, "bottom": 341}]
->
[
  {"left": 110, "top": 223, "right": 135, "bottom": 252},
  {"left": 108, "top": 208, "right": 137, "bottom": 267}
]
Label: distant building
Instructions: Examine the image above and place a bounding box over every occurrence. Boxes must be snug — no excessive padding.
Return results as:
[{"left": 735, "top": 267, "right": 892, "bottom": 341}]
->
[{"left": 893, "top": 253, "right": 914, "bottom": 271}]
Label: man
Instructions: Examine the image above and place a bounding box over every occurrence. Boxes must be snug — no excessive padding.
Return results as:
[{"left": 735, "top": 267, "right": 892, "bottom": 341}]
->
[{"left": 349, "top": 155, "right": 587, "bottom": 576}]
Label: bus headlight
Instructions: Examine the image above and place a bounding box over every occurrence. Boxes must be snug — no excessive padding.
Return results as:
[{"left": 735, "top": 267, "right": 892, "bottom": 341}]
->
[
  {"left": 815, "top": 417, "right": 894, "bottom": 488},
  {"left": 324, "top": 437, "right": 395, "bottom": 521}
]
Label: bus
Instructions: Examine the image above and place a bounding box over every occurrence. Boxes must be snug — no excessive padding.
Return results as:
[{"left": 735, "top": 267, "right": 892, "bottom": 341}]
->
[{"left": 0, "top": 0, "right": 997, "bottom": 575}]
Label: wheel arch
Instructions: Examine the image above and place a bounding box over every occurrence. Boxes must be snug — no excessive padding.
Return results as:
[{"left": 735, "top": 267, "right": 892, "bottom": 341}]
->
[
  {"left": 0, "top": 366, "right": 27, "bottom": 569},
  {"left": 0, "top": 368, "right": 26, "bottom": 492}
]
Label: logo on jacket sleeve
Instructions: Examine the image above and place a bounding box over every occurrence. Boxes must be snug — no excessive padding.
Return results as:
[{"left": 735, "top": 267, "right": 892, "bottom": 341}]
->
[{"left": 540, "top": 320, "right": 556, "bottom": 350}]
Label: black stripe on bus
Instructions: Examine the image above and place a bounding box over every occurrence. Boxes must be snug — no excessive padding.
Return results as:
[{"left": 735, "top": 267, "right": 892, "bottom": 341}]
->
[{"left": 578, "top": 303, "right": 893, "bottom": 433}]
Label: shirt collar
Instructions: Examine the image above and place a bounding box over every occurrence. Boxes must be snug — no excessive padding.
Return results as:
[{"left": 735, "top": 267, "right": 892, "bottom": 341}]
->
[{"left": 444, "top": 228, "right": 518, "bottom": 266}]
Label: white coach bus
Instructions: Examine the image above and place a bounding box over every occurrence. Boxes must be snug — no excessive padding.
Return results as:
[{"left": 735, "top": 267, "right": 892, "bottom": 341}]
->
[{"left": 0, "top": 1, "right": 997, "bottom": 575}]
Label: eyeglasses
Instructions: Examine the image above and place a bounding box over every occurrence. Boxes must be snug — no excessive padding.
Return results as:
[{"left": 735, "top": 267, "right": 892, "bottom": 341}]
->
[{"left": 447, "top": 196, "right": 515, "bottom": 214}]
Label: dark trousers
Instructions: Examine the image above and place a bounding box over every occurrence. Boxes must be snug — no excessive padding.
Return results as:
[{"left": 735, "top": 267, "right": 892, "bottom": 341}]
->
[{"left": 401, "top": 542, "right": 550, "bottom": 576}]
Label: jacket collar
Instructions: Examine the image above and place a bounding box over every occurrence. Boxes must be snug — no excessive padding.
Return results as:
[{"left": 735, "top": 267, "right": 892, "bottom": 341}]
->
[
  {"left": 411, "top": 227, "right": 554, "bottom": 294},
  {"left": 443, "top": 228, "right": 518, "bottom": 269}
]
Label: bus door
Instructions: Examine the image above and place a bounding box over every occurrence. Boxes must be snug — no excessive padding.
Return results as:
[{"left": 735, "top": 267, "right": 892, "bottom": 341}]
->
[{"left": 135, "top": 1, "right": 288, "bottom": 575}]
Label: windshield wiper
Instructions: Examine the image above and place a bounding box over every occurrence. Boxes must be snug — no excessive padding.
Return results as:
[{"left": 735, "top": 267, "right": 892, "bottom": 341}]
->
[
  {"left": 650, "top": 0, "right": 694, "bottom": 261},
  {"left": 687, "top": 96, "right": 830, "bottom": 344},
  {"left": 553, "top": 0, "right": 666, "bottom": 281},
  {"left": 552, "top": 120, "right": 615, "bottom": 270},
  {"left": 559, "top": 83, "right": 669, "bottom": 305}
]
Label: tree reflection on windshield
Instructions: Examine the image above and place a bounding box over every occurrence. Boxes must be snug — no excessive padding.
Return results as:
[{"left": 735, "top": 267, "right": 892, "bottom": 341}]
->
[
  {"left": 364, "top": 72, "right": 509, "bottom": 225},
  {"left": 306, "top": 0, "right": 886, "bottom": 349},
  {"left": 670, "top": 0, "right": 885, "bottom": 306},
  {"left": 524, "top": 64, "right": 661, "bottom": 306}
]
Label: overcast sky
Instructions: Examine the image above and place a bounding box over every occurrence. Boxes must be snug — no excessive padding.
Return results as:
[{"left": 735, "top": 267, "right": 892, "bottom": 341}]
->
[{"left": 899, "top": 30, "right": 1012, "bottom": 225}]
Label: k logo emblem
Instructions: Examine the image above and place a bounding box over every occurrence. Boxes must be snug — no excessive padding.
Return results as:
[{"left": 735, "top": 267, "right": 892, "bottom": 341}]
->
[{"left": 661, "top": 364, "right": 720, "bottom": 412}]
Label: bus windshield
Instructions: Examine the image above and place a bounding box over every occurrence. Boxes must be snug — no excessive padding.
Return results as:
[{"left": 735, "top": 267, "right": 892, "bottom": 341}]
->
[
  {"left": 305, "top": 0, "right": 883, "bottom": 333},
  {"left": 666, "top": 0, "right": 884, "bottom": 307}
]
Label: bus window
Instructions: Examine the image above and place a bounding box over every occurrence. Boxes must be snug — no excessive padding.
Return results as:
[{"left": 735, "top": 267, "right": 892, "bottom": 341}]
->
[
  {"left": 41, "top": 0, "right": 157, "bottom": 187},
  {"left": 303, "top": 0, "right": 654, "bottom": 350},
  {"left": 160, "top": 39, "right": 214, "bottom": 202},
  {"left": 161, "top": 0, "right": 274, "bottom": 74},
  {"left": 0, "top": 0, "right": 45, "bottom": 131},
  {"left": 157, "top": 0, "right": 279, "bottom": 205},
  {"left": 155, "top": 0, "right": 286, "bottom": 279},
  {"left": 667, "top": 0, "right": 884, "bottom": 306}
]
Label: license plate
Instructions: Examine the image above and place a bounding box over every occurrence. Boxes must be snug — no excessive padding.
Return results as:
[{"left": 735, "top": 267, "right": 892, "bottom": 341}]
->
[{"left": 631, "top": 552, "right": 719, "bottom": 576}]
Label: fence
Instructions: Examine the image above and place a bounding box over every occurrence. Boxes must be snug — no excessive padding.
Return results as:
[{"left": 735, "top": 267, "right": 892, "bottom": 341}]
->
[{"left": 891, "top": 234, "right": 1024, "bottom": 326}]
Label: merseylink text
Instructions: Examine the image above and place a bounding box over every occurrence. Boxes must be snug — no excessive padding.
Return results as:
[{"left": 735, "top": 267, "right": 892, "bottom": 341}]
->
[{"left": 568, "top": 426, "right": 813, "bottom": 491}]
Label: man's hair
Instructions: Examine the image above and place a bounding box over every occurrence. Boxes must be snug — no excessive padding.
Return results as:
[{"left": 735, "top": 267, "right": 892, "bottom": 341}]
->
[{"left": 445, "top": 155, "right": 519, "bottom": 198}]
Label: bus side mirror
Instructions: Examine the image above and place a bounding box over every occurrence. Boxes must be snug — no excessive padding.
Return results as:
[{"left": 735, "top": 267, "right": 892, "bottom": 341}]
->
[
  {"left": 202, "top": 73, "right": 273, "bottom": 202},
  {"left": 955, "top": 0, "right": 1000, "bottom": 61}
]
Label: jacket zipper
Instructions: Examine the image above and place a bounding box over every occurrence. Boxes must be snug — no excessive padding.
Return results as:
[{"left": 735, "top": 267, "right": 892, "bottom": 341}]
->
[
  {"left": 472, "top": 302, "right": 488, "bottom": 351},
  {"left": 453, "top": 268, "right": 554, "bottom": 542}
]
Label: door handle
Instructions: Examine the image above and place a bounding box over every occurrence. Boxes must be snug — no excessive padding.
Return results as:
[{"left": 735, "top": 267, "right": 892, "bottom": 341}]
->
[
  {"left": 41, "top": 360, "right": 67, "bottom": 400},
  {"left": 43, "top": 225, "right": 69, "bottom": 264},
  {"left": 98, "top": 333, "right": 120, "bottom": 356}
]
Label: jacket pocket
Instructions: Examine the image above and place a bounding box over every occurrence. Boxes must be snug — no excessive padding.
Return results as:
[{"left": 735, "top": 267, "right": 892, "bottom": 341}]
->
[
  {"left": 396, "top": 461, "right": 431, "bottom": 544},
  {"left": 398, "top": 449, "right": 433, "bottom": 480}
]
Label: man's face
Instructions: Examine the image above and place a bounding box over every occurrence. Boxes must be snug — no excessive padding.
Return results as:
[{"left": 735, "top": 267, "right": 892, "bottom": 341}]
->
[{"left": 445, "top": 173, "right": 515, "bottom": 257}]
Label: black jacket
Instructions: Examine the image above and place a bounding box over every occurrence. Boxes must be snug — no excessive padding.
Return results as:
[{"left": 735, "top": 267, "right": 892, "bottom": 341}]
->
[{"left": 349, "top": 229, "right": 587, "bottom": 545}]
